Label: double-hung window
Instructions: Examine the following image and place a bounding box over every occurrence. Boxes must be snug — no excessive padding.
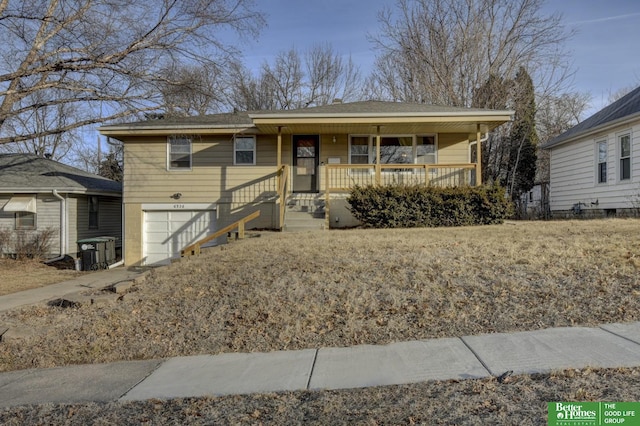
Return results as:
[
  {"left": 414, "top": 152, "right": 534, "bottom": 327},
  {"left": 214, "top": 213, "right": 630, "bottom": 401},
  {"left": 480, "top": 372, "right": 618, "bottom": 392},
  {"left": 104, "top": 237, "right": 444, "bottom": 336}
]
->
[
  {"left": 619, "top": 133, "right": 631, "bottom": 181},
  {"left": 597, "top": 140, "right": 607, "bottom": 184},
  {"left": 168, "top": 137, "right": 192, "bottom": 170},
  {"left": 349, "top": 136, "right": 370, "bottom": 164},
  {"left": 234, "top": 136, "right": 256, "bottom": 165}
]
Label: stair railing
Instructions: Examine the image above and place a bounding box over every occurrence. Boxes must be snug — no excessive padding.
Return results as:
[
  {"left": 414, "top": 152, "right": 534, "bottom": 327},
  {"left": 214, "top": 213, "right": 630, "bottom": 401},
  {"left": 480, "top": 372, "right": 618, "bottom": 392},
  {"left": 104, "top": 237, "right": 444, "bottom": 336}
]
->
[{"left": 181, "top": 210, "right": 261, "bottom": 257}]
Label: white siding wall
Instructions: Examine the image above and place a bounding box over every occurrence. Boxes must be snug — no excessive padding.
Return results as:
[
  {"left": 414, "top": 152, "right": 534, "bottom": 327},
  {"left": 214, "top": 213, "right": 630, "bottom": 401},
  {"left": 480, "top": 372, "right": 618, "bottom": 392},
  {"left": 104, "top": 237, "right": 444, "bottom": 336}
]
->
[{"left": 549, "top": 121, "right": 640, "bottom": 212}]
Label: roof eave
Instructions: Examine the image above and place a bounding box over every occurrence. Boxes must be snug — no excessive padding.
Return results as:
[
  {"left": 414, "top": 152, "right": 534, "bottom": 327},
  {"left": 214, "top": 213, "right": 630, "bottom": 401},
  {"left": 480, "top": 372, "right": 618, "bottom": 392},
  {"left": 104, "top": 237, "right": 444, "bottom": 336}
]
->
[
  {"left": 0, "top": 188, "right": 121, "bottom": 196},
  {"left": 249, "top": 110, "right": 514, "bottom": 120},
  {"left": 99, "top": 124, "right": 255, "bottom": 137},
  {"left": 543, "top": 110, "right": 640, "bottom": 149}
]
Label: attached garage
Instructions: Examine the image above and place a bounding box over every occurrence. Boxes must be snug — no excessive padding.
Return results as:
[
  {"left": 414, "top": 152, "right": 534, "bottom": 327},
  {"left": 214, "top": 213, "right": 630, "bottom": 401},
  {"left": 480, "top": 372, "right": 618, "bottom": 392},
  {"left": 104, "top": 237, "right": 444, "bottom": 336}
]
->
[{"left": 143, "top": 204, "right": 216, "bottom": 265}]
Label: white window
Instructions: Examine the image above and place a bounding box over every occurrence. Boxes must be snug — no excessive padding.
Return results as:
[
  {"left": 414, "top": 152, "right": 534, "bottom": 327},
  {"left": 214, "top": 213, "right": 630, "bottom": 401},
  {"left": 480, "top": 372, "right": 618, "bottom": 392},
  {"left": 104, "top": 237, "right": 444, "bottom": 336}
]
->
[
  {"left": 417, "top": 135, "right": 437, "bottom": 164},
  {"left": 168, "top": 137, "right": 192, "bottom": 170},
  {"left": 349, "top": 134, "right": 438, "bottom": 165},
  {"left": 349, "top": 136, "right": 370, "bottom": 164},
  {"left": 597, "top": 140, "right": 607, "bottom": 184},
  {"left": 619, "top": 133, "right": 631, "bottom": 181},
  {"left": 234, "top": 135, "right": 256, "bottom": 165},
  {"left": 380, "top": 136, "right": 413, "bottom": 164}
]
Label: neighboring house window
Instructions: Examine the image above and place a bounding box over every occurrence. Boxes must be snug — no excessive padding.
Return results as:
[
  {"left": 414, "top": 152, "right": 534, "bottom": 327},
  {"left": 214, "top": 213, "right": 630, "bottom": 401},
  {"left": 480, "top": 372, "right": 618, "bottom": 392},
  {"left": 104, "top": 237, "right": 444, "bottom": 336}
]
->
[
  {"left": 619, "top": 133, "right": 631, "bottom": 181},
  {"left": 349, "top": 136, "right": 370, "bottom": 164},
  {"left": 234, "top": 135, "right": 256, "bottom": 165},
  {"left": 597, "top": 140, "right": 607, "bottom": 184},
  {"left": 15, "top": 212, "right": 36, "bottom": 230},
  {"left": 88, "top": 196, "right": 99, "bottom": 229},
  {"left": 168, "top": 137, "right": 192, "bottom": 169},
  {"left": 416, "top": 135, "right": 437, "bottom": 164}
]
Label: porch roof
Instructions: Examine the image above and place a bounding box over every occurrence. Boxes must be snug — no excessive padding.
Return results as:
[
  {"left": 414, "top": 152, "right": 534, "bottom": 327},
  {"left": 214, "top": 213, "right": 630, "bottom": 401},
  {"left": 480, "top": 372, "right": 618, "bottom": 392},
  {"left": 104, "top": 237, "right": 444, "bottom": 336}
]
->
[{"left": 100, "top": 101, "right": 513, "bottom": 137}]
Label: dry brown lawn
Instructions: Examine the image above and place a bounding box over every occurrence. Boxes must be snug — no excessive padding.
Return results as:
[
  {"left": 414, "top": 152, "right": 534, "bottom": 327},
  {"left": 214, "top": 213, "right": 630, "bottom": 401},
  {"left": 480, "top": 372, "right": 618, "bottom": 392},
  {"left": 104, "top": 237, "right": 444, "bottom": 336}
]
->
[
  {"left": 0, "top": 219, "right": 639, "bottom": 423},
  {"left": 0, "top": 258, "right": 82, "bottom": 296}
]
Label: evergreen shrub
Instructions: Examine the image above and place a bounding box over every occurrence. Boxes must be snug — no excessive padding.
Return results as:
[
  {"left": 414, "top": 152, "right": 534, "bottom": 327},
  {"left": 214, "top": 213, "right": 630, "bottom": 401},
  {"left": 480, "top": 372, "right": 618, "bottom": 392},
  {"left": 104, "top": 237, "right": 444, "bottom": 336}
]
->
[{"left": 347, "top": 184, "right": 513, "bottom": 228}]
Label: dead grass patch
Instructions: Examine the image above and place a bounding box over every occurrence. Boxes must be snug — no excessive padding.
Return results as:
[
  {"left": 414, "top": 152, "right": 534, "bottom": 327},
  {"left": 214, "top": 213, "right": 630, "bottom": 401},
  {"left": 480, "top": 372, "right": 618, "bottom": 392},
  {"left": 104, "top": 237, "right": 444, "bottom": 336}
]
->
[
  {"left": 0, "top": 258, "right": 82, "bottom": 296},
  {"left": 0, "top": 219, "right": 639, "bottom": 372},
  {"left": 2, "top": 367, "right": 640, "bottom": 424}
]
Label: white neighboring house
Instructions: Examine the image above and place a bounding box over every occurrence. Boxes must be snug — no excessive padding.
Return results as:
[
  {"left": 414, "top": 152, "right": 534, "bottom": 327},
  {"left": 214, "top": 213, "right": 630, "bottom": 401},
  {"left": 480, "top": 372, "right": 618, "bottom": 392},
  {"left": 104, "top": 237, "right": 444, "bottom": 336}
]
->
[{"left": 542, "top": 86, "right": 640, "bottom": 218}]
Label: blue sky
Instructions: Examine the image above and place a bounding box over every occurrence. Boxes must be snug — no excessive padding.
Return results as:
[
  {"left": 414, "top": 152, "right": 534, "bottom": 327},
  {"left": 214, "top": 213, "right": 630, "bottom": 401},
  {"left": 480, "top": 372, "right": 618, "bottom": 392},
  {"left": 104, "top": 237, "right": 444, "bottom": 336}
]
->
[{"left": 239, "top": 0, "right": 640, "bottom": 115}]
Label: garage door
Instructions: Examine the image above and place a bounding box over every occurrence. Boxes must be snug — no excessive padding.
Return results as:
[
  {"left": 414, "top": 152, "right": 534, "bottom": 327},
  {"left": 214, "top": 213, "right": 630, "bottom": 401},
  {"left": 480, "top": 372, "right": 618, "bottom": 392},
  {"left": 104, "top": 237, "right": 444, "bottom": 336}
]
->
[{"left": 143, "top": 210, "right": 216, "bottom": 265}]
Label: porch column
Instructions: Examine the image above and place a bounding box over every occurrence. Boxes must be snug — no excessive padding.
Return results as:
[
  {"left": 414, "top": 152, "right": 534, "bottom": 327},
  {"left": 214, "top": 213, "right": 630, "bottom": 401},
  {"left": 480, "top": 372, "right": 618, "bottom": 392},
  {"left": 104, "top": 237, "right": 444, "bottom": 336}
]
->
[
  {"left": 277, "top": 126, "right": 282, "bottom": 169},
  {"left": 375, "top": 125, "right": 381, "bottom": 185},
  {"left": 277, "top": 126, "right": 282, "bottom": 190},
  {"left": 476, "top": 124, "right": 482, "bottom": 186}
]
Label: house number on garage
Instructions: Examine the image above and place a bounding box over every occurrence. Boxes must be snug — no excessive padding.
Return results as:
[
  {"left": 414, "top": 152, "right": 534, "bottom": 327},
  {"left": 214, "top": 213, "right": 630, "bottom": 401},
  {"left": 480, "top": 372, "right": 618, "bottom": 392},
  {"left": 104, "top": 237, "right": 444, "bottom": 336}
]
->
[{"left": 142, "top": 203, "right": 217, "bottom": 211}]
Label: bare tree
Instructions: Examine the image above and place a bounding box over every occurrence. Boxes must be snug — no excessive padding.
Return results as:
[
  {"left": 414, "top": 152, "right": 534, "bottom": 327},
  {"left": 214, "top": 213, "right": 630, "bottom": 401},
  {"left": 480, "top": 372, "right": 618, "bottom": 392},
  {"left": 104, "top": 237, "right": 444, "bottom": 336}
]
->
[
  {"left": 0, "top": 90, "right": 80, "bottom": 160},
  {"left": 0, "top": 0, "right": 265, "bottom": 145},
  {"left": 227, "top": 44, "right": 365, "bottom": 111},
  {"left": 369, "top": 0, "right": 574, "bottom": 107},
  {"left": 304, "top": 44, "right": 363, "bottom": 107},
  {"left": 158, "top": 64, "right": 228, "bottom": 117}
]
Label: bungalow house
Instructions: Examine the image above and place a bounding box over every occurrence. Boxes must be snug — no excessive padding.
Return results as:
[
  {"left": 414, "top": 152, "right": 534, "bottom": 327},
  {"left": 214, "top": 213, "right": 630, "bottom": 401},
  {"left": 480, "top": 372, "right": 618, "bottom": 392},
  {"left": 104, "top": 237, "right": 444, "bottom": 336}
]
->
[
  {"left": 99, "top": 100, "right": 514, "bottom": 266},
  {"left": 542, "top": 86, "right": 640, "bottom": 218},
  {"left": 0, "top": 153, "right": 122, "bottom": 260}
]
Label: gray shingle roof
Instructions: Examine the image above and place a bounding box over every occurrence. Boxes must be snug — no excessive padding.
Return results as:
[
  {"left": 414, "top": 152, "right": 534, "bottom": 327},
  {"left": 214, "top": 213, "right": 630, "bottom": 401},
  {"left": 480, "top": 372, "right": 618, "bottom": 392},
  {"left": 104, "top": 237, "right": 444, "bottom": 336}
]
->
[
  {"left": 0, "top": 154, "right": 122, "bottom": 194},
  {"left": 544, "top": 86, "right": 640, "bottom": 148},
  {"left": 100, "top": 100, "right": 511, "bottom": 131}
]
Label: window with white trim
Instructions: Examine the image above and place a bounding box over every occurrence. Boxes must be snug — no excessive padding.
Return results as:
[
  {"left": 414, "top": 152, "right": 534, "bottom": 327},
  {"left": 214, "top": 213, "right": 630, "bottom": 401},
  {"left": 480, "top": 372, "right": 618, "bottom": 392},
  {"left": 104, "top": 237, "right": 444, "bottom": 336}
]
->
[
  {"left": 417, "top": 135, "right": 437, "bottom": 164},
  {"left": 619, "top": 133, "right": 631, "bottom": 181},
  {"left": 349, "top": 136, "right": 370, "bottom": 164},
  {"left": 234, "top": 135, "right": 256, "bottom": 165},
  {"left": 380, "top": 136, "right": 413, "bottom": 164},
  {"left": 349, "top": 134, "right": 438, "bottom": 165},
  {"left": 15, "top": 212, "right": 36, "bottom": 230},
  {"left": 597, "top": 140, "right": 607, "bottom": 184},
  {"left": 168, "top": 137, "right": 192, "bottom": 170}
]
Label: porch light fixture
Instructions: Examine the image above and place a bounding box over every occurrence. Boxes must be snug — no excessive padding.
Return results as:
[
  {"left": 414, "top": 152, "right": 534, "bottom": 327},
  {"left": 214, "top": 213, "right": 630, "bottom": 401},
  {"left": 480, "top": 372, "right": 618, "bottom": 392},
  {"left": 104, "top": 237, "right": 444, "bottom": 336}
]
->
[
  {"left": 170, "top": 193, "right": 182, "bottom": 200},
  {"left": 332, "top": 136, "right": 336, "bottom": 143}
]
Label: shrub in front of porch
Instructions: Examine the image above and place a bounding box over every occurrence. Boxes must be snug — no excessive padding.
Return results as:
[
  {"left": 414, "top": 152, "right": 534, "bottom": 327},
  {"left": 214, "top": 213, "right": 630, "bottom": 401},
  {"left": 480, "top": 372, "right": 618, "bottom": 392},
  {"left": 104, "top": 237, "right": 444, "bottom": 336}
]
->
[{"left": 347, "top": 184, "right": 513, "bottom": 228}]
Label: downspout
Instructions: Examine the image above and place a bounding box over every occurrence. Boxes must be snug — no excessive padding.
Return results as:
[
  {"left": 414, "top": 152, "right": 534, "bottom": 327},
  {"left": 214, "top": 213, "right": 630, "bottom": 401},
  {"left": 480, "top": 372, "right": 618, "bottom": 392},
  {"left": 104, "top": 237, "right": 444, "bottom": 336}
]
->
[{"left": 45, "top": 189, "right": 66, "bottom": 263}]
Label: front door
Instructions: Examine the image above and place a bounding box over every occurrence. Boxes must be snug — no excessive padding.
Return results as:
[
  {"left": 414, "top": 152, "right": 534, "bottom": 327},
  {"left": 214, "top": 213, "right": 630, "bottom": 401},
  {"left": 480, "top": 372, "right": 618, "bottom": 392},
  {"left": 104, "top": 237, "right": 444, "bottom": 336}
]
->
[{"left": 293, "top": 135, "right": 319, "bottom": 192}]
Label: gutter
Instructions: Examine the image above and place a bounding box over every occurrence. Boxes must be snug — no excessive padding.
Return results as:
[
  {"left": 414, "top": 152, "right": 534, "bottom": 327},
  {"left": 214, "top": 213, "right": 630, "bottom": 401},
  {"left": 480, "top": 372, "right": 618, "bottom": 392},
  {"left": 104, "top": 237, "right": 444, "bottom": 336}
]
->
[
  {"left": 45, "top": 190, "right": 67, "bottom": 263},
  {"left": 249, "top": 110, "right": 515, "bottom": 120}
]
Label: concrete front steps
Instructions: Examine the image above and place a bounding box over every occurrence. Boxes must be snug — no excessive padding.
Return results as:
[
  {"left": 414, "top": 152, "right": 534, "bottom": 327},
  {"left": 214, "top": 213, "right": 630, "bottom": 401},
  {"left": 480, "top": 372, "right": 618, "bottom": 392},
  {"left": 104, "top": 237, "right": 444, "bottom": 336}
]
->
[{"left": 283, "top": 193, "right": 326, "bottom": 232}]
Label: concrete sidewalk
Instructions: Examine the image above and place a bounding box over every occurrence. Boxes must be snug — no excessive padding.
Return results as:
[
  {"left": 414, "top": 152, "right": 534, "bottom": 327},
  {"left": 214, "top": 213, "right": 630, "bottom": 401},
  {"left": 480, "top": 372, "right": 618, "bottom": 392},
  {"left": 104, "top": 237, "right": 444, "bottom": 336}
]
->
[
  {"left": 0, "top": 266, "right": 143, "bottom": 313},
  {"left": 1, "top": 321, "right": 640, "bottom": 408}
]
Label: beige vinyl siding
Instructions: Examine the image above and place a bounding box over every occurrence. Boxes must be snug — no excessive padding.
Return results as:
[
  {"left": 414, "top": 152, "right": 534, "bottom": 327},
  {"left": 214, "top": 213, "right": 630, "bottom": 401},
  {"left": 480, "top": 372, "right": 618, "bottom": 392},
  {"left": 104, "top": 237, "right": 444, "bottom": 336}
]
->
[
  {"left": 549, "top": 121, "right": 640, "bottom": 211},
  {"left": 124, "top": 137, "right": 279, "bottom": 203},
  {"left": 437, "top": 134, "right": 470, "bottom": 164}
]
